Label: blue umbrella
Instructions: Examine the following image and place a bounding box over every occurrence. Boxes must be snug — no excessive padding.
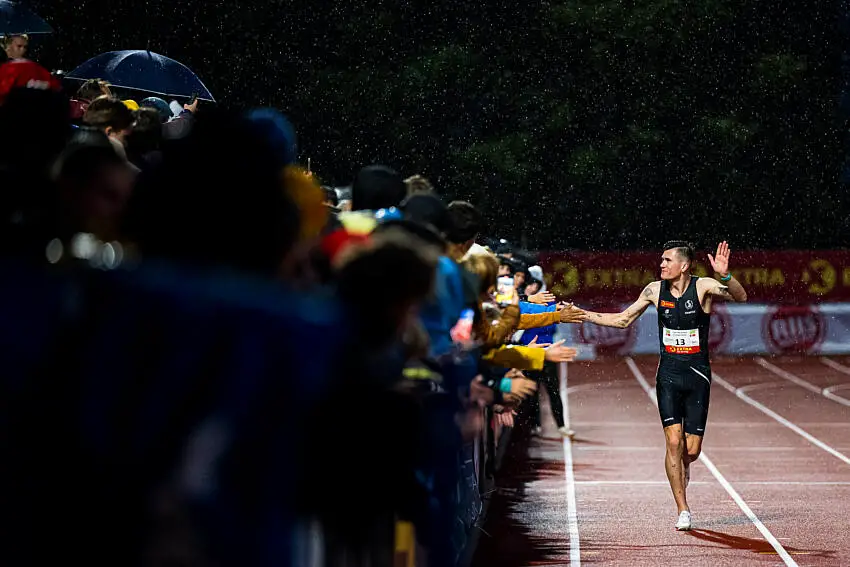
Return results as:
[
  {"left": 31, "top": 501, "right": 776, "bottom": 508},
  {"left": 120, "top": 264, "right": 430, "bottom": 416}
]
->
[
  {"left": 0, "top": 0, "right": 53, "bottom": 35},
  {"left": 67, "top": 50, "right": 215, "bottom": 102}
]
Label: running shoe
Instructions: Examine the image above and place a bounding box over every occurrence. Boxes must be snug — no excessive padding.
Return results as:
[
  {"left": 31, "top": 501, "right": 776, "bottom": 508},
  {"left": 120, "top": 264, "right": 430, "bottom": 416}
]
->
[
  {"left": 558, "top": 426, "right": 576, "bottom": 439},
  {"left": 675, "top": 510, "right": 692, "bottom": 531}
]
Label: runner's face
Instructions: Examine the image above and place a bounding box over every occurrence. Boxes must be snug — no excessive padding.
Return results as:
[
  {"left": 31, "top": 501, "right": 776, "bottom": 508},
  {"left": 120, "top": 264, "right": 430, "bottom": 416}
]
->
[{"left": 660, "top": 248, "right": 688, "bottom": 280}]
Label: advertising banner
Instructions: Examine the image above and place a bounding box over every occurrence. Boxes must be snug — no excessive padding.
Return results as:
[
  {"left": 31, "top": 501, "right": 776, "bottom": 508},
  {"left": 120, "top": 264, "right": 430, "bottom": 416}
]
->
[
  {"left": 539, "top": 251, "right": 850, "bottom": 305},
  {"left": 557, "top": 303, "right": 850, "bottom": 356}
]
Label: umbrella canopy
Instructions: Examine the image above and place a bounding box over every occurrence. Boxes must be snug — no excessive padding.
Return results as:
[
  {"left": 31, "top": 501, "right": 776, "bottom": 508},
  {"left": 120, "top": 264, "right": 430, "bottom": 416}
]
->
[
  {"left": 0, "top": 1, "right": 52, "bottom": 36},
  {"left": 67, "top": 50, "right": 214, "bottom": 102}
]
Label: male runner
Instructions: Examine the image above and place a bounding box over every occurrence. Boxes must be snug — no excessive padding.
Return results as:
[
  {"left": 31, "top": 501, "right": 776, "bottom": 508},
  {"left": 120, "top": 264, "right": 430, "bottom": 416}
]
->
[{"left": 579, "top": 241, "right": 747, "bottom": 530}]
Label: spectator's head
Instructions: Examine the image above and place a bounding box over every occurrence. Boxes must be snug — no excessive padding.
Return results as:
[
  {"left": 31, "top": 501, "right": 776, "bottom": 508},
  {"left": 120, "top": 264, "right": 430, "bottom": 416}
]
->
[
  {"left": 373, "top": 192, "right": 448, "bottom": 253},
  {"left": 3, "top": 35, "right": 28, "bottom": 60},
  {"left": 54, "top": 132, "right": 134, "bottom": 240},
  {"left": 525, "top": 278, "right": 543, "bottom": 296},
  {"left": 661, "top": 240, "right": 695, "bottom": 280},
  {"left": 401, "top": 193, "right": 449, "bottom": 235},
  {"left": 75, "top": 79, "right": 112, "bottom": 102},
  {"left": 123, "top": 108, "right": 300, "bottom": 277},
  {"left": 351, "top": 165, "right": 406, "bottom": 211},
  {"left": 246, "top": 108, "right": 298, "bottom": 169},
  {"left": 445, "top": 200, "right": 482, "bottom": 261},
  {"left": 139, "top": 97, "right": 171, "bottom": 123},
  {"left": 125, "top": 107, "right": 162, "bottom": 164},
  {"left": 404, "top": 174, "right": 433, "bottom": 196},
  {"left": 322, "top": 186, "right": 339, "bottom": 208},
  {"left": 527, "top": 265, "right": 546, "bottom": 293},
  {"left": 336, "top": 227, "right": 438, "bottom": 346},
  {"left": 513, "top": 262, "right": 528, "bottom": 289},
  {"left": 497, "top": 255, "right": 514, "bottom": 277},
  {"left": 462, "top": 251, "right": 500, "bottom": 299},
  {"left": 83, "top": 96, "right": 136, "bottom": 146},
  {"left": 493, "top": 239, "right": 513, "bottom": 256}
]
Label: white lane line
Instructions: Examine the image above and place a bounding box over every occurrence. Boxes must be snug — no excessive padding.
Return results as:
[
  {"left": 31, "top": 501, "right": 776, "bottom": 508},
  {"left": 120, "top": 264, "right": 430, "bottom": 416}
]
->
[
  {"left": 573, "top": 446, "right": 850, "bottom": 452},
  {"left": 573, "top": 480, "right": 850, "bottom": 486},
  {"left": 712, "top": 373, "right": 850, "bottom": 467},
  {"left": 755, "top": 357, "right": 850, "bottom": 407},
  {"left": 625, "top": 358, "right": 799, "bottom": 567},
  {"left": 820, "top": 358, "right": 850, "bottom": 405},
  {"left": 559, "top": 362, "right": 581, "bottom": 567},
  {"left": 820, "top": 357, "right": 850, "bottom": 377},
  {"left": 569, "top": 421, "right": 850, "bottom": 427}
]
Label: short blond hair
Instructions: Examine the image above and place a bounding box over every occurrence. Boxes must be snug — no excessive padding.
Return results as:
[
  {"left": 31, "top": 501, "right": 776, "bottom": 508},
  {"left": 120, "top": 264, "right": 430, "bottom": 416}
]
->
[
  {"left": 1, "top": 34, "right": 28, "bottom": 49},
  {"left": 404, "top": 175, "right": 434, "bottom": 195},
  {"left": 462, "top": 252, "right": 500, "bottom": 296},
  {"left": 2, "top": 34, "right": 29, "bottom": 43}
]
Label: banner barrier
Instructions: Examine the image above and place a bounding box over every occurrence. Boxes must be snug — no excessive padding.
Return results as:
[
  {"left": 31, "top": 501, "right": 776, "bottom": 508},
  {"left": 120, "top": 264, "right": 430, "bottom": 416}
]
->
[
  {"left": 539, "top": 251, "right": 850, "bottom": 304},
  {"left": 555, "top": 303, "right": 850, "bottom": 356}
]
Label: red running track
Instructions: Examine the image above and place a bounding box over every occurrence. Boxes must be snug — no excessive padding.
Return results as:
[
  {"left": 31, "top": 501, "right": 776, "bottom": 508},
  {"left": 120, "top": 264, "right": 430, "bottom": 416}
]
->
[{"left": 472, "top": 356, "right": 850, "bottom": 567}]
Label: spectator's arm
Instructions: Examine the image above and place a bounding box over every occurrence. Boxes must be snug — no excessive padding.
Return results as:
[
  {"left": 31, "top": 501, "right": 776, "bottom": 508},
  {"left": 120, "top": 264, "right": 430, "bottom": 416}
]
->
[
  {"left": 480, "top": 304, "right": 520, "bottom": 347},
  {"left": 517, "top": 310, "right": 560, "bottom": 330},
  {"left": 483, "top": 345, "right": 546, "bottom": 371}
]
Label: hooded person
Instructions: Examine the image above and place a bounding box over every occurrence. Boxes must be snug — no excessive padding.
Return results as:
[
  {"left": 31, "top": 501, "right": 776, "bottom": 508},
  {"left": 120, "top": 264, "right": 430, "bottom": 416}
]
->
[
  {"left": 528, "top": 265, "right": 547, "bottom": 292},
  {"left": 140, "top": 97, "right": 172, "bottom": 124}
]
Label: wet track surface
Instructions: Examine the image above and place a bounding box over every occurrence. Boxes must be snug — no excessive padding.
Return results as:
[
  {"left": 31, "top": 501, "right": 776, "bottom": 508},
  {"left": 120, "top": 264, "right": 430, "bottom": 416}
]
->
[{"left": 472, "top": 357, "right": 850, "bottom": 567}]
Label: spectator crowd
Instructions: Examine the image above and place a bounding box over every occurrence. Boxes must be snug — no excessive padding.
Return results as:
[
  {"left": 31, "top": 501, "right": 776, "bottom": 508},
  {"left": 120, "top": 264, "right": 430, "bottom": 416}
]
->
[{"left": 0, "top": 34, "right": 586, "bottom": 567}]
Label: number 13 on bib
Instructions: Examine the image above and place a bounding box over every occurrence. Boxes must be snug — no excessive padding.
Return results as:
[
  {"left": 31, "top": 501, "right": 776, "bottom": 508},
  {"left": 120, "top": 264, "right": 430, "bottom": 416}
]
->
[{"left": 663, "top": 328, "right": 701, "bottom": 354}]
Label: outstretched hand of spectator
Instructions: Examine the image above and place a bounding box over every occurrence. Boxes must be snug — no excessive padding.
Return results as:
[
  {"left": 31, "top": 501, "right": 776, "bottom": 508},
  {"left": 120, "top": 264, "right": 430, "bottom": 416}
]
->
[
  {"left": 528, "top": 291, "right": 556, "bottom": 304},
  {"left": 526, "top": 335, "right": 550, "bottom": 348},
  {"left": 509, "top": 376, "right": 537, "bottom": 398},
  {"left": 544, "top": 340, "right": 578, "bottom": 363}
]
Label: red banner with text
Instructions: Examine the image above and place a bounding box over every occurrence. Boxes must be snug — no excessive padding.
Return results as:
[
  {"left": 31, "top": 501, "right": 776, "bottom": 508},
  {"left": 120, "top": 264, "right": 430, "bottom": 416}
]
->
[{"left": 538, "top": 251, "right": 850, "bottom": 306}]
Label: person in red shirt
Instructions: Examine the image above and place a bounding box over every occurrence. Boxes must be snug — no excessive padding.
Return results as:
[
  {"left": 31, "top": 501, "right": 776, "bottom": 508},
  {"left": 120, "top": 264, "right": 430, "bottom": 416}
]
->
[{"left": 0, "top": 58, "right": 60, "bottom": 105}]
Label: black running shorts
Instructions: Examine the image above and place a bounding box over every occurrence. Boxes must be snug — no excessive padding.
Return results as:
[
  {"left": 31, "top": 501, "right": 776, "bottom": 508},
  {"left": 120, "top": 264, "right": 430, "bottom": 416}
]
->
[{"left": 655, "top": 363, "right": 711, "bottom": 436}]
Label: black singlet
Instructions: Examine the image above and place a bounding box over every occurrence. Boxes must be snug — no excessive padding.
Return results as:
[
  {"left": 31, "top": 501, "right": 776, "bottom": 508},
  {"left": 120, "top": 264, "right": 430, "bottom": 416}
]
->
[
  {"left": 655, "top": 276, "right": 713, "bottom": 435},
  {"left": 657, "top": 276, "right": 711, "bottom": 369}
]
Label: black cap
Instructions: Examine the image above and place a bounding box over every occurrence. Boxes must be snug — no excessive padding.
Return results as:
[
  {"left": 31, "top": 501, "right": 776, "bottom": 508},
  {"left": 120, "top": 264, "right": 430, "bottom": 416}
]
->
[
  {"left": 401, "top": 193, "right": 450, "bottom": 235},
  {"left": 351, "top": 164, "right": 406, "bottom": 211}
]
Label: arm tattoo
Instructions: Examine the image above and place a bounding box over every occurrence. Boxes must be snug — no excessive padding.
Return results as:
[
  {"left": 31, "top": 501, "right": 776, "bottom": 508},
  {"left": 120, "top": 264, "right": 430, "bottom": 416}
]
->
[
  {"left": 643, "top": 286, "right": 653, "bottom": 298},
  {"left": 595, "top": 313, "right": 603, "bottom": 319}
]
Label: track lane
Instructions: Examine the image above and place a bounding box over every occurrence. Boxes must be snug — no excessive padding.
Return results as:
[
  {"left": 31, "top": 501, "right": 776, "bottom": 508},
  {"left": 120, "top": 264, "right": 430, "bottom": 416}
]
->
[
  {"left": 567, "top": 360, "right": 793, "bottom": 566},
  {"left": 630, "top": 356, "right": 850, "bottom": 565},
  {"left": 473, "top": 357, "right": 850, "bottom": 566}
]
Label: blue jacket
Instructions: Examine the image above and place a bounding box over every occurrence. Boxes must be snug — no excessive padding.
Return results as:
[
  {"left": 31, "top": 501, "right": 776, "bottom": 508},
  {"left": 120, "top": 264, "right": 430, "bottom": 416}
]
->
[
  {"left": 419, "top": 256, "right": 466, "bottom": 358},
  {"left": 518, "top": 301, "right": 557, "bottom": 345}
]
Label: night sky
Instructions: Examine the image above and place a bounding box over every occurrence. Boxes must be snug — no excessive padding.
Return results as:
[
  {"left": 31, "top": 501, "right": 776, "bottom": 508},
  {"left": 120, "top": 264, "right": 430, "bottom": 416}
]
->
[{"left": 25, "top": 0, "right": 850, "bottom": 250}]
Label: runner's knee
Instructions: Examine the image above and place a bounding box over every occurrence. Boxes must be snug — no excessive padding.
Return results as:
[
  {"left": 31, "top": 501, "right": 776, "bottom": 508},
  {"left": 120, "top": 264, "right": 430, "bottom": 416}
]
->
[
  {"left": 687, "top": 449, "right": 701, "bottom": 462},
  {"left": 665, "top": 433, "right": 684, "bottom": 455}
]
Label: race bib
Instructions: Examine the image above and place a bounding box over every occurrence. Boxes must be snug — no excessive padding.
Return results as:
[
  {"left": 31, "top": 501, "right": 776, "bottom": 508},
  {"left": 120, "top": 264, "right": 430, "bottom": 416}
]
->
[{"left": 663, "top": 327, "right": 701, "bottom": 354}]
